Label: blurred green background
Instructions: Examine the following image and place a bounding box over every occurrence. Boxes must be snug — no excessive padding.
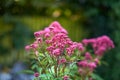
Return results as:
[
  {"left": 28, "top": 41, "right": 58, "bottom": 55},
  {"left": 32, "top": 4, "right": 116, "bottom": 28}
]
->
[{"left": 0, "top": 0, "right": 120, "bottom": 80}]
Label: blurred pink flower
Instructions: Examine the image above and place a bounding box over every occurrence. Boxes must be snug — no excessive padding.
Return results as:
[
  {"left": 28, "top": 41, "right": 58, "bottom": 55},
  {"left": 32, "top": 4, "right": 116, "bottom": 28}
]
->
[
  {"left": 63, "top": 75, "right": 69, "bottom": 80},
  {"left": 34, "top": 72, "right": 39, "bottom": 77},
  {"left": 58, "top": 58, "right": 66, "bottom": 64},
  {"left": 85, "top": 52, "right": 92, "bottom": 60},
  {"left": 25, "top": 45, "right": 31, "bottom": 51},
  {"left": 88, "top": 62, "right": 97, "bottom": 71},
  {"left": 78, "top": 60, "right": 88, "bottom": 67},
  {"left": 52, "top": 48, "right": 61, "bottom": 56}
]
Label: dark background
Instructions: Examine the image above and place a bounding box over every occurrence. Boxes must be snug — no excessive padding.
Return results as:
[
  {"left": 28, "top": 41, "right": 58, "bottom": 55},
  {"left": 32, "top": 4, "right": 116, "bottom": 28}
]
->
[{"left": 0, "top": 0, "right": 120, "bottom": 80}]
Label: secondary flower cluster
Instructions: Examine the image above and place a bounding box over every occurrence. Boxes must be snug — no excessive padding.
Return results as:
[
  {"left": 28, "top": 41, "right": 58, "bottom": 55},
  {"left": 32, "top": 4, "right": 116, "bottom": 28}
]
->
[
  {"left": 77, "top": 35, "right": 114, "bottom": 78},
  {"left": 82, "top": 36, "right": 114, "bottom": 56},
  {"left": 25, "top": 21, "right": 114, "bottom": 80},
  {"left": 77, "top": 52, "right": 98, "bottom": 77}
]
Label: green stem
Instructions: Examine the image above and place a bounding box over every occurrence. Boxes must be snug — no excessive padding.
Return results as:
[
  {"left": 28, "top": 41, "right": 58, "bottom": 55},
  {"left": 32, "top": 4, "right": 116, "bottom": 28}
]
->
[
  {"left": 49, "top": 67, "right": 55, "bottom": 77},
  {"left": 54, "top": 58, "right": 59, "bottom": 78}
]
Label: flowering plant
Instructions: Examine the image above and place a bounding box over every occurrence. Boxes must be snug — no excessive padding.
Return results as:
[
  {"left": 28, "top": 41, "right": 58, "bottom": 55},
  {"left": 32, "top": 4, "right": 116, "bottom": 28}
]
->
[{"left": 25, "top": 21, "right": 114, "bottom": 80}]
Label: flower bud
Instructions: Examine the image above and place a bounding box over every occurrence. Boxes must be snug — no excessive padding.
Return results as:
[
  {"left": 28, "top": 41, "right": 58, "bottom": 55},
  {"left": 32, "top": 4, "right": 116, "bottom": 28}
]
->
[{"left": 34, "top": 72, "right": 39, "bottom": 77}]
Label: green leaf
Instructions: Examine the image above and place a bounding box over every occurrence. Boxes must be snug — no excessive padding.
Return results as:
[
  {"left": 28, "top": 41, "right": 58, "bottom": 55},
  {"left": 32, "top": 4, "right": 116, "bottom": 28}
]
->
[
  {"left": 85, "top": 77, "right": 89, "bottom": 80},
  {"left": 31, "top": 64, "right": 39, "bottom": 70},
  {"left": 91, "top": 73, "right": 103, "bottom": 80},
  {"left": 39, "top": 53, "right": 45, "bottom": 57},
  {"left": 18, "top": 70, "right": 34, "bottom": 74}
]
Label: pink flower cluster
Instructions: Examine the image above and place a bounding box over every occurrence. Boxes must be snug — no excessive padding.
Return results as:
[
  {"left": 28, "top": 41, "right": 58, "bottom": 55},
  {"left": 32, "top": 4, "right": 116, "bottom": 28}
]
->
[
  {"left": 66, "top": 42, "right": 84, "bottom": 55},
  {"left": 25, "top": 21, "right": 68, "bottom": 54},
  {"left": 45, "top": 22, "right": 85, "bottom": 57},
  {"left": 25, "top": 21, "right": 115, "bottom": 79},
  {"left": 78, "top": 52, "right": 98, "bottom": 75},
  {"left": 78, "top": 52, "right": 99, "bottom": 68},
  {"left": 25, "top": 21, "right": 84, "bottom": 57},
  {"left": 82, "top": 35, "right": 114, "bottom": 56},
  {"left": 78, "top": 35, "right": 115, "bottom": 76}
]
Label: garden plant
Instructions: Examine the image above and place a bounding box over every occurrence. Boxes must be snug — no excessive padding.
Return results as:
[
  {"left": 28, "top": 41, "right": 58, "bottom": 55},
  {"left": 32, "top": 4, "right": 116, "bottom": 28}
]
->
[{"left": 25, "top": 21, "right": 114, "bottom": 80}]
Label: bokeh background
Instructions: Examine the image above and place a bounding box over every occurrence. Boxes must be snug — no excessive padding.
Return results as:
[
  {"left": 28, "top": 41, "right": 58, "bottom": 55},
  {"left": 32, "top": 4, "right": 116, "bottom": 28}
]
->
[{"left": 0, "top": 0, "right": 120, "bottom": 80}]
